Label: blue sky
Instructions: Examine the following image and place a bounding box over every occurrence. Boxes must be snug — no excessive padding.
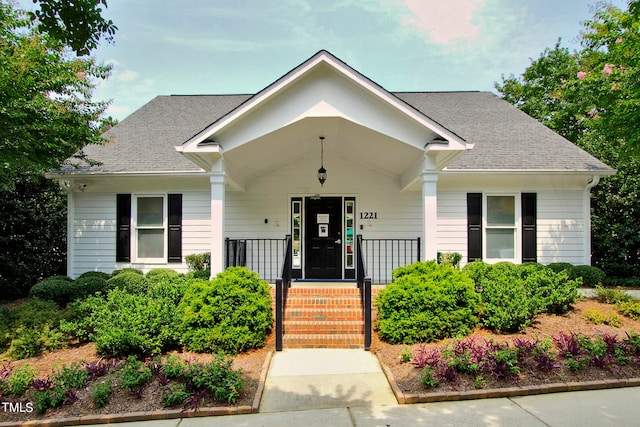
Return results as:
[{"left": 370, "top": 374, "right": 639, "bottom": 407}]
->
[{"left": 46, "top": 0, "right": 632, "bottom": 120}]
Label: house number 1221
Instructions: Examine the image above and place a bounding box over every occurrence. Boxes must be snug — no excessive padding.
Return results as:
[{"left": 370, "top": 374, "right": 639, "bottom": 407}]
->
[{"left": 360, "top": 212, "right": 378, "bottom": 220}]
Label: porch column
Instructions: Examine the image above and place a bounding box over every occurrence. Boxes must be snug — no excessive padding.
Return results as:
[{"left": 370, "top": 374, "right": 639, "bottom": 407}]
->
[
  {"left": 421, "top": 171, "right": 439, "bottom": 261},
  {"left": 210, "top": 172, "right": 226, "bottom": 278}
]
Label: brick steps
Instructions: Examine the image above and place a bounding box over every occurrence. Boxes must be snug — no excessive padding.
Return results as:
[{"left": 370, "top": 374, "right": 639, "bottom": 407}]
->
[
  {"left": 283, "top": 334, "right": 364, "bottom": 349},
  {"left": 279, "top": 287, "right": 365, "bottom": 349}
]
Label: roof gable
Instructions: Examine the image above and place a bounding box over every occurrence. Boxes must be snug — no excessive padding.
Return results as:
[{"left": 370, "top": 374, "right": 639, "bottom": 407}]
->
[{"left": 179, "top": 50, "right": 468, "bottom": 155}]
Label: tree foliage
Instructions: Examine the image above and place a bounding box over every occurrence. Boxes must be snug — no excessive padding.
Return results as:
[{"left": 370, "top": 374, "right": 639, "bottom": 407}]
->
[
  {"left": 0, "top": 1, "right": 115, "bottom": 299},
  {"left": 496, "top": 0, "right": 640, "bottom": 278},
  {"left": 0, "top": 1, "right": 112, "bottom": 186},
  {"left": 30, "top": 0, "right": 117, "bottom": 56}
]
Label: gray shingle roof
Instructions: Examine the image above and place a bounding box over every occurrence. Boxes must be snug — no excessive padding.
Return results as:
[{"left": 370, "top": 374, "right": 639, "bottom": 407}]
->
[{"left": 66, "top": 91, "right": 612, "bottom": 174}]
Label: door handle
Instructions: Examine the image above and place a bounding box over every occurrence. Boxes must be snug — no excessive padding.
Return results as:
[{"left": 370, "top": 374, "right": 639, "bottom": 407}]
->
[{"left": 335, "top": 239, "right": 342, "bottom": 244}]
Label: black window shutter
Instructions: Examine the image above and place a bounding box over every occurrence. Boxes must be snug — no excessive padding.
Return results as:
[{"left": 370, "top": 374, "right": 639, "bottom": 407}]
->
[
  {"left": 467, "top": 193, "right": 483, "bottom": 262},
  {"left": 522, "top": 193, "right": 537, "bottom": 263},
  {"left": 116, "top": 194, "right": 131, "bottom": 262},
  {"left": 168, "top": 194, "right": 183, "bottom": 263}
]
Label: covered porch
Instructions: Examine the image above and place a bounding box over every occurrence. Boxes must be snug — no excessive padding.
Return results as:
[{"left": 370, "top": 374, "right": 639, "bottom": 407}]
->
[{"left": 175, "top": 51, "right": 471, "bottom": 280}]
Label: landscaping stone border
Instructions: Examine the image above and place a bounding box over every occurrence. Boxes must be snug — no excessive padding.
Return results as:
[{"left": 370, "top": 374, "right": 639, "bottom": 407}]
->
[
  {"left": 379, "top": 358, "right": 640, "bottom": 404},
  {"left": 0, "top": 351, "right": 273, "bottom": 427}
]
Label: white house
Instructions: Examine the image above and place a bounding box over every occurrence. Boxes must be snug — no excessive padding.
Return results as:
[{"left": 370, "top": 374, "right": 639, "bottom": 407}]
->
[{"left": 50, "top": 50, "right": 615, "bottom": 283}]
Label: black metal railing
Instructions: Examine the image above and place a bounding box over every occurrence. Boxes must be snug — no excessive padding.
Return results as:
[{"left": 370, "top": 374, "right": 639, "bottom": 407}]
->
[
  {"left": 361, "top": 237, "right": 421, "bottom": 283},
  {"left": 275, "top": 235, "right": 292, "bottom": 352},
  {"left": 356, "top": 235, "right": 372, "bottom": 351},
  {"left": 225, "top": 238, "right": 287, "bottom": 283}
]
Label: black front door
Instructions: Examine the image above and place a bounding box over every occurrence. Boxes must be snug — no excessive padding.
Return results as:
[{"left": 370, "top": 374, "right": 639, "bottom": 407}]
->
[{"left": 305, "top": 197, "right": 342, "bottom": 279}]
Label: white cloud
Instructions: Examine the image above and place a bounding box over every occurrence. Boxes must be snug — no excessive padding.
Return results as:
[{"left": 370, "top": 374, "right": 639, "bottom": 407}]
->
[
  {"left": 117, "top": 70, "right": 139, "bottom": 82},
  {"left": 400, "top": 0, "right": 485, "bottom": 45}
]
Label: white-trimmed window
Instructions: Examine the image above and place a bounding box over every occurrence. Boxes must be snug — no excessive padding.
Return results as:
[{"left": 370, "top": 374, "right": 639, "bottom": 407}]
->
[
  {"left": 133, "top": 195, "right": 167, "bottom": 262},
  {"left": 484, "top": 194, "right": 519, "bottom": 262}
]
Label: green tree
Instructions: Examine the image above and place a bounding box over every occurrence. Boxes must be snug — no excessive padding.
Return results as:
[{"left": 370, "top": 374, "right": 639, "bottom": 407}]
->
[
  {"left": 0, "top": 1, "right": 111, "bottom": 186},
  {"left": 496, "top": 0, "right": 640, "bottom": 279},
  {"left": 0, "top": 0, "right": 115, "bottom": 298}
]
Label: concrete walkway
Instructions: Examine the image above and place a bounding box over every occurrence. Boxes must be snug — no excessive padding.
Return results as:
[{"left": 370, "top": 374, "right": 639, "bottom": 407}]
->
[{"left": 260, "top": 349, "right": 397, "bottom": 412}]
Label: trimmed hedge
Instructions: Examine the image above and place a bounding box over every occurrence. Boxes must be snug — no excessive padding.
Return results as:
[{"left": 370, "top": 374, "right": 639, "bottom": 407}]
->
[
  {"left": 376, "top": 261, "right": 481, "bottom": 344},
  {"left": 178, "top": 267, "right": 273, "bottom": 354}
]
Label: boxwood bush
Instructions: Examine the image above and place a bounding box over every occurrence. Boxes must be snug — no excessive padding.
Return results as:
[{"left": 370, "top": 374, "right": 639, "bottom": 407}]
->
[
  {"left": 29, "top": 276, "right": 74, "bottom": 306},
  {"left": 463, "top": 261, "right": 580, "bottom": 333},
  {"left": 178, "top": 267, "right": 273, "bottom": 354},
  {"left": 376, "top": 261, "right": 480, "bottom": 344},
  {"left": 61, "top": 286, "right": 181, "bottom": 357},
  {"left": 105, "top": 271, "right": 147, "bottom": 295}
]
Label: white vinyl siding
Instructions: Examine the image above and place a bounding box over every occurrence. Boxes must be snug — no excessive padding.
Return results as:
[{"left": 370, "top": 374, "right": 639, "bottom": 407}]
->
[
  {"left": 70, "top": 191, "right": 210, "bottom": 278},
  {"left": 436, "top": 189, "right": 588, "bottom": 267}
]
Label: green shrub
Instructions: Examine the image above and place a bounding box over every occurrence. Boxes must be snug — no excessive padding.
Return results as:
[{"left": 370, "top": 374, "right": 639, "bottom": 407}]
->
[
  {"left": 77, "top": 271, "right": 111, "bottom": 281},
  {"left": 61, "top": 287, "right": 180, "bottom": 357},
  {"left": 110, "top": 268, "right": 143, "bottom": 277},
  {"left": 521, "top": 263, "right": 580, "bottom": 315},
  {"left": 52, "top": 363, "right": 88, "bottom": 389},
  {"left": 583, "top": 308, "right": 622, "bottom": 327},
  {"left": 8, "top": 324, "right": 66, "bottom": 359},
  {"left": 376, "top": 261, "right": 480, "bottom": 344},
  {"left": 594, "top": 286, "right": 635, "bottom": 304},
  {"left": 546, "top": 262, "right": 574, "bottom": 273},
  {"left": 466, "top": 262, "right": 579, "bottom": 332},
  {"left": 92, "top": 379, "right": 112, "bottom": 408},
  {"left": 161, "top": 382, "right": 190, "bottom": 407},
  {"left": 106, "top": 271, "right": 147, "bottom": 295},
  {"left": 474, "top": 262, "right": 540, "bottom": 332},
  {"left": 145, "top": 268, "right": 181, "bottom": 284},
  {"left": 604, "top": 276, "right": 640, "bottom": 288},
  {"left": 184, "top": 355, "right": 245, "bottom": 403},
  {"left": 29, "top": 276, "right": 74, "bottom": 306},
  {"left": 570, "top": 265, "right": 606, "bottom": 287},
  {"left": 618, "top": 300, "right": 640, "bottom": 320},
  {"left": 74, "top": 272, "right": 111, "bottom": 297},
  {"left": 185, "top": 252, "right": 210, "bottom": 272},
  {"left": 178, "top": 267, "right": 273, "bottom": 354}
]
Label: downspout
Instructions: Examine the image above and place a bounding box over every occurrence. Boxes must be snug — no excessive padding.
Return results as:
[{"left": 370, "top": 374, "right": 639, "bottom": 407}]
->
[{"left": 584, "top": 175, "right": 601, "bottom": 266}]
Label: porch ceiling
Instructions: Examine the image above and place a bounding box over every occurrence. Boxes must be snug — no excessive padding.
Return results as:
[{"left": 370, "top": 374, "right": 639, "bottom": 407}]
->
[{"left": 223, "top": 116, "right": 425, "bottom": 184}]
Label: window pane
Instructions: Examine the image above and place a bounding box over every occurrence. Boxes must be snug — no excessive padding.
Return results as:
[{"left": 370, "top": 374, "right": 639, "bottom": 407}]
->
[
  {"left": 486, "top": 229, "right": 515, "bottom": 259},
  {"left": 487, "top": 196, "right": 515, "bottom": 226},
  {"left": 138, "top": 229, "right": 164, "bottom": 258},
  {"left": 138, "top": 197, "right": 163, "bottom": 226}
]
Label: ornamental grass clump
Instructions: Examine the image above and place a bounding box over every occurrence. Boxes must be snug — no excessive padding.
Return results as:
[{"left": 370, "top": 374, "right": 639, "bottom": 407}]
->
[{"left": 376, "top": 261, "right": 480, "bottom": 344}]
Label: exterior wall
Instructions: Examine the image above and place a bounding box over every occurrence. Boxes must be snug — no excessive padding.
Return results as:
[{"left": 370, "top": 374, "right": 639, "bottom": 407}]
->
[
  {"left": 68, "top": 179, "right": 211, "bottom": 278},
  {"left": 436, "top": 174, "right": 592, "bottom": 267}
]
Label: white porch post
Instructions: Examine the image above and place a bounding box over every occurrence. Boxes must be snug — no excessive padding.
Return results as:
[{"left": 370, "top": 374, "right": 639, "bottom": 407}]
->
[
  {"left": 210, "top": 171, "right": 226, "bottom": 278},
  {"left": 421, "top": 171, "right": 439, "bottom": 261}
]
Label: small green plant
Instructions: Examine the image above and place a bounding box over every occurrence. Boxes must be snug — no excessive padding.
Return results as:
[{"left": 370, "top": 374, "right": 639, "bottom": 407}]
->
[
  {"left": 161, "top": 382, "right": 191, "bottom": 407},
  {"left": 399, "top": 346, "right": 412, "bottom": 363},
  {"left": 594, "top": 286, "right": 635, "bottom": 305},
  {"left": 474, "top": 375, "right": 486, "bottom": 389},
  {"left": 52, "top": 363, "right": 88, "bottom": 390},
  {"left": 618, "top": 300, "right": 640, "bottom": 320},
  {"left": 183, "top": 355, "right": 245, "bottom": 403},
  {"left": 92, "top": 379, "right": 113, "bottom": 408},
  {"left": 163, "top": 355, "right": 188, "bottom": 378},
  {"left": 185, "top": 253, "right": 211, "bottom": 272},
  {"left": 119, "top": 356, "right": 152, "bottom": 394},
  {"left": 583, "top": 308, "right": 621, "bottom": 327},
  {"left": 419, "top": 366, "right": 440, "bottom": 388},
  {"left": 437, "top": 252, "right": 463, "bottom": 269},
  {"left": 6, "top": 364, "right": 36, "bottom": 396}
]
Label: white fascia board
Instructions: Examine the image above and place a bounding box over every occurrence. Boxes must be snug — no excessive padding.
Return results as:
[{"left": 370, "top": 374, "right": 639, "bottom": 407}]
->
[
  {"left": 45, "top": 170, "right": 207, "bottom": 179},
  {"left": 180, "top": 51, "right": 466, "bottom": 152},
  {"left": 442, "top": 169, "right": 617, "bottom": 176}
]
